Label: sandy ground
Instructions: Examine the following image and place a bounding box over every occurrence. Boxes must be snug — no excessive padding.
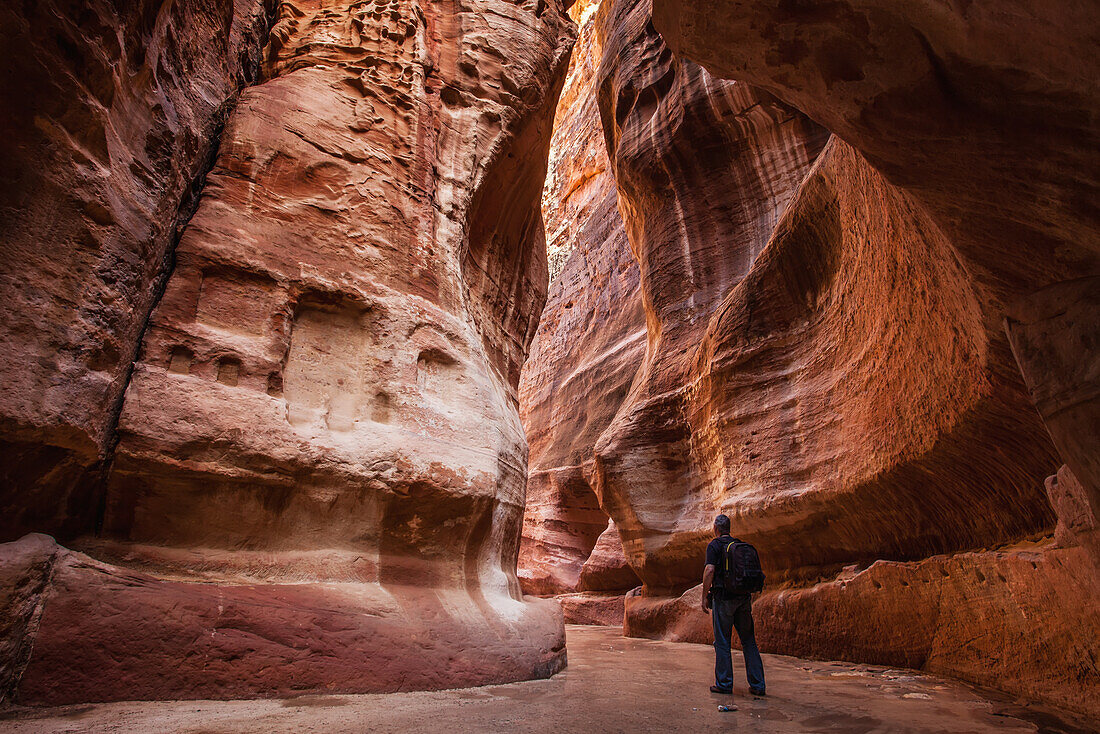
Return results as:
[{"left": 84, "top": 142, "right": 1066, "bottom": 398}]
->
[{"left": 0, "top": 625, "right": 1091, "bottom": 733}]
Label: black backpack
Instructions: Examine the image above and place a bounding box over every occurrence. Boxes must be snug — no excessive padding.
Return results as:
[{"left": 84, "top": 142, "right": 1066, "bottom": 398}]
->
[{"left": 718, "top": 538, "right": 765, "bottom": 594}]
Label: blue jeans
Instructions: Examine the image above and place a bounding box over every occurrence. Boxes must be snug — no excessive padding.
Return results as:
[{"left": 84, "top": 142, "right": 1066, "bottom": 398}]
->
[{"left": 712, "top": 594, "right": 765, "bottom": 692}]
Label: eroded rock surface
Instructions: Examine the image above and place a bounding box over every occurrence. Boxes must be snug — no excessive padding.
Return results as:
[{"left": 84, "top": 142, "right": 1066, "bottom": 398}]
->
[
  {"left": 592, "top": 0, "right": 832, "bottom": 591},
  {"left": 0, "top": 0, "right": 272, "bottom": 541},
  {"left": 624, "top": 541, "right": 1100, "bottom": 719},
  {"left": 652, "top": 0, "right": 1100, "bottom": 531},
  {"left": 516, "top": 0, "right": 1096, "bottom": 719},
  {"left": 587, "top": 0, "right": 1066, "bottom": 583},
  {"left": 517, "top": 0, "right": 642, "bottom": 599},
  {"left": 3, "top": 0, "right": 576, "bottom": 704}
]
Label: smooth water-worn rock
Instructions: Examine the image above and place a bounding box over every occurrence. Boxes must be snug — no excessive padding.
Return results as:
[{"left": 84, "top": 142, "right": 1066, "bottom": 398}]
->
[
  {"left": 651, "top": 0, "right": 1100, "bottom": 527},
  {"left": 2, "top": 0, "right": 576, "bottom": 704},
  {"left": 0, "top": 0, "right": 271, "bottom": 541},
  {"left": 511, "top": 0, "right": 1094, "bottom": 718},
  {"left": 592, "top": 0, "right": 833, "bottom": 591},
  {"left": 589, "top": 0, "right": 1060, "bottom": 588},
  {"left": 517, "top": 0, "right": 642, "bottom": 599},
  {"left": 0, "top": 535, "right": 565, "bottom": 706}
]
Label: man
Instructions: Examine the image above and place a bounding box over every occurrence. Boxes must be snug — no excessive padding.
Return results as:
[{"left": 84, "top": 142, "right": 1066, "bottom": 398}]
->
[{"left": 701, "top": 514, "right": 766, "bottom": 696}]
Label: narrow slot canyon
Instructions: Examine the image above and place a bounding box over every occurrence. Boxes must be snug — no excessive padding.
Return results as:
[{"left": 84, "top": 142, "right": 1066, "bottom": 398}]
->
[{"left": 0, "top": 0, "right": 1097, "bottom": 731}]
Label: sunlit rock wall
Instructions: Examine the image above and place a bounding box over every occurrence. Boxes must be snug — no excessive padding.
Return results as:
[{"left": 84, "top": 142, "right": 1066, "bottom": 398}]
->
[
  {"left": 518, "top": 0, "right": 642, "bottom": 604},
  {"left": 610, "top": 134, "right": 1098, "bottom": 716},
  {"left": 593, "top": 0, "right": 833, "bottom": 592},
  {"left": 551, "top": 0, "right": 1096, "bottom": 717},
  {"left": 1, "top": 0, "right": 576, "bottom": 704},
  {"left": 652, "top": 0, "right": 1100, "bottom": 526}
]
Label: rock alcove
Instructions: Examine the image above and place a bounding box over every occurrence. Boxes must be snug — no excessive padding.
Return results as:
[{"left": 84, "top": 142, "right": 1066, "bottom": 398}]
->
[{"left": 0, "top": 0, "right": 1097, "bottom": 725}]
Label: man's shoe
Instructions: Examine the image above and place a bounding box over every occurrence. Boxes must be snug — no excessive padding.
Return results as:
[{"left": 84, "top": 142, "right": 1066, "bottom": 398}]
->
[
  {"left": 710, "top": 685, "right": 733, "bottom": 694},
  {"left": 749, "top": 688, "right": 767, "bottom": 697}
]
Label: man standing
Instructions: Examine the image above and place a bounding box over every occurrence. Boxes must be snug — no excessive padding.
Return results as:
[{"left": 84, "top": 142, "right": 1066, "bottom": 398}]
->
[{"left": 701, "top": 514, "right": 766, "bottom": 696}]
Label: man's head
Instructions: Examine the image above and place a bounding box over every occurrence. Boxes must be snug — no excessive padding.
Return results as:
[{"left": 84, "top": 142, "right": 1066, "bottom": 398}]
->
[{"left": 713, "top": 514, "right": 731, "bottom": 537}]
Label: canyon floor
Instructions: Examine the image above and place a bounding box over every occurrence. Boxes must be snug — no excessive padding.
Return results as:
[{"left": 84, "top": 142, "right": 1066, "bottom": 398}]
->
[{"left": 1, "top": 626, "right": 1088, "bottom": 734}]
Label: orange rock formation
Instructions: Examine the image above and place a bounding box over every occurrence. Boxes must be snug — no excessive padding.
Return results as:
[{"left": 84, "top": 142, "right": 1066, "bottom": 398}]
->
[
  {"left": 517, "top": 0, "right": 642, "bottom": 622},
  {"left": 515, "top": 0, "right": 1098, "bottom": 718},
  {"left": 0, "top": 0, "right": 1096, "bottom": 719}
]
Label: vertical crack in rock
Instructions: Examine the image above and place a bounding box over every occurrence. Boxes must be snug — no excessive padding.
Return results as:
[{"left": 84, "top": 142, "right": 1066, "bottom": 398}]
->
[
  {"left": 7, "top": 0, "right": 579, "bottom": 705},
  {"left": 0, "top": 0, "right": 279, "bottom": 542},
  {"left": 0, "top": 535, "right": 61, "bottom": 705},
  {"left": 92, "top": 0, "right": 282, "bottom": 537}
]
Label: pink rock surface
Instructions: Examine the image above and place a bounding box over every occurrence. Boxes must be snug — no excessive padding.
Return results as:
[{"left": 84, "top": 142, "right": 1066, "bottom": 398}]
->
[
  {"left": 0, "top": 536, "right": 564, "bottom": 706},
  {"left": 592, "top": 0, "right": 831, "bottom": 591},
  {"left": 0, "top": 535, "right": 59, "bottom": 704},
  {"left": 557, "top": 591, "right": 627, "bottom": 627},
  {"left": 587, "top": 0, "right": 1059, "bottom": 590},
  {"left": 517, "top": 0, "right": 642, "bottom": 598},
  {"left": 3, "top": 0, "right": 576, "bottom": 703},
  {"left": 0, "top": 0, "right": 271, "bottom": 540},
  {"left": 579, "top": 519, "right": 639, "bottom": 592}
]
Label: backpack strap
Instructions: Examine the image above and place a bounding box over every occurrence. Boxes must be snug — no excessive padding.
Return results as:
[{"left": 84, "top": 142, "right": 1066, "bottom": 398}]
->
[{"left": 723, "top": 538, "right": 737, "bottom": 574}]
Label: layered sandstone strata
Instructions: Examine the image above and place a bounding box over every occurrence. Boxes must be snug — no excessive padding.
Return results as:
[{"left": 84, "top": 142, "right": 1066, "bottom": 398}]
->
[
  {"left": 605, "top": 132, "right": 1098, "bottom": 719},
  {"left": 517, "top": 0, "right": 642, "bottom": 602},
  {"left": 2, "top": 0, "right": 576, "bottom": 704},
  {"left": 540, "top": 0, "right": 1095, "bottom": 717},
  {"left": 591, "top": 0, "right": 1065, "bottom": 589},
  {"left": 594, "top": 0, "right": 831, "bottom": 592},
  {"left": 651, "top": 0, "right": 1100, "bottom": 519},
  {"left": 0, "top": 0, "right": 271, "bottom": 541}
]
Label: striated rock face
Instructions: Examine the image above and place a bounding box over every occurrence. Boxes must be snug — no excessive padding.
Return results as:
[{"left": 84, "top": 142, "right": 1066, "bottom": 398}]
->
[
  {"left": 651, "top": 0, "right": 1100, "bottom": 524},
  {"left": 517, "top": 0, "right": 642, "bottom": 599},
  {"left": 0, "top": 0, "right": 272, "bottom": 541},
  {"left": 592, "top": 0, "right": 832, "bottom": 592},
  {"left": 603, "top": 132, "right": 1059, "bottom": 590},
  {"left": 1006, "top": 281, "right": 1100, "bottom": 530},
  {"left": 588, "top": 0, "right": 1065, "bottom": 589},
  {"left": 512, "top": 0, "right": 1096, "bottom": 716},
  {"left": 2, "top": 0, "right": 576, "bottom": 704},
  {"left": 512, "top": 0, "right": 1097, "bottom": 717}
]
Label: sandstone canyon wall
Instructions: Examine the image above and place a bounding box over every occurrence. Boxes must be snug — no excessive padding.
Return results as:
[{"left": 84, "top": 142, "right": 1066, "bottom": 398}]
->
[
  {"left": 0, "top": 0, "right": 273, "bottom": 542},
  {"left": 518, "top": 0, "right": 1097, "bottom": 719},
  {"left": 517, "top": 0, "right": 642, "bottom": 617},
  {"left": 652, "top": 0, "right": 1100, "bottom": 540},
  {"left": 1, "top": 0, "right": 576, "bottom": 705}
]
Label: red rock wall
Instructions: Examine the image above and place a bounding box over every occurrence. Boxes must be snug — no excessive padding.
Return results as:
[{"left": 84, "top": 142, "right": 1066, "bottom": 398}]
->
[
  {"left": 623, "top": 541, "right": 1100, "bottom": 718},
  {"left": 534, "top": 0, "right": 1094, "bottom": 717},
  {"left": 517, "top": 0, "right": 642, "bottom": 598},
  {"left": 592, "top": 0, "right": 832, "bottom": 592},
  {"left": 1, "top": 0, "right": 578, "bottom": 704},
  {"left": 590, "top": 0, "right": 1066, "bottom": 590},
  {"left": 652, "top": 0, "right": 1100, "bottom": 519},
  {"left": 514, "top": 0, "right": 1096, "bottom": 717},
  {"left": 0, "top": 0, "right": 272, "bottom": 541}
]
